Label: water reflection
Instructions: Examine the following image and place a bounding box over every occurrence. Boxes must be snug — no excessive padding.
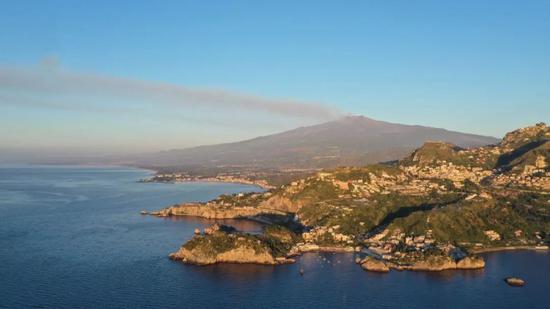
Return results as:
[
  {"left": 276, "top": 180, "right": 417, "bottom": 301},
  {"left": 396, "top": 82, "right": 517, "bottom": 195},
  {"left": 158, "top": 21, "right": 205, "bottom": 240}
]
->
[
  {"left": 188, "top": 263, "right": 279, "bottom": 282},
  {"left": 160, "top": 216, "right": 265, "bottom": 234},
  {"left": 419, "top": 268, "right": 485, "bottom": 282}
]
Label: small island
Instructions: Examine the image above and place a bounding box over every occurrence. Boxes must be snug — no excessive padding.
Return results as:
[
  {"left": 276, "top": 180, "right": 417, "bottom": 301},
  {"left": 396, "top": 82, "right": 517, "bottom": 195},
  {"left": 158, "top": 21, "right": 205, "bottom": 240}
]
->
[
  {"left": 150, "top": 123, "right": 550, "bottom": 272},
  {"left": 169, "top": 224, "right": 298, "bottom": 265}
]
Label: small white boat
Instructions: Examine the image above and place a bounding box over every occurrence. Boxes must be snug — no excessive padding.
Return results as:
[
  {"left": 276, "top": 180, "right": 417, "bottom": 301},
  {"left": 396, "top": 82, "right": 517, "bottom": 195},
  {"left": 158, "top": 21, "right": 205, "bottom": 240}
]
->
[{"left": 504, "top": 277, "right": 525, "bottom": 287}]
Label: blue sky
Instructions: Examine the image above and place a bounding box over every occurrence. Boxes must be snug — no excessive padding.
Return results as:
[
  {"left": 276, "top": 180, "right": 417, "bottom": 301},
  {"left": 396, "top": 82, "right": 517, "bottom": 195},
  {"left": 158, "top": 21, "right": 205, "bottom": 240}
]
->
[{"left": 1, "top": 1, "right": 549, "bottom": 154}]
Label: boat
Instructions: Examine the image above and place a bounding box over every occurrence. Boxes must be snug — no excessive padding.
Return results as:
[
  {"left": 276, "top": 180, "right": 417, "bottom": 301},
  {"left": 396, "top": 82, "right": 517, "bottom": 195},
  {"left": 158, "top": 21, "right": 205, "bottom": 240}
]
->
[{"left": 504, "top": 277, "right": 525, "bottom": 287}]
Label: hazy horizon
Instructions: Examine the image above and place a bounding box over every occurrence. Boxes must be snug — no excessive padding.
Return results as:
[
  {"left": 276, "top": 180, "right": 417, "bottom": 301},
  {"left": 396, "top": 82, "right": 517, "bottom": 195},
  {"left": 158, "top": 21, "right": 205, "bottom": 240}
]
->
[
  {"left": 0, "top": 114, "right": 504, "bottom": 164},
  {"left": 1, "top": 1, "right": 549, "bottom": 160}
]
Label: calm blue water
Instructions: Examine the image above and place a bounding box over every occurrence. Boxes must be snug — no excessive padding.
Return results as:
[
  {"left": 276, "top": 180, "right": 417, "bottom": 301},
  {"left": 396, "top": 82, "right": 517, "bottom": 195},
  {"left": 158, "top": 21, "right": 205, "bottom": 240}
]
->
[{"left": 0, "top": 166, "right": 548, "bottom": 309}]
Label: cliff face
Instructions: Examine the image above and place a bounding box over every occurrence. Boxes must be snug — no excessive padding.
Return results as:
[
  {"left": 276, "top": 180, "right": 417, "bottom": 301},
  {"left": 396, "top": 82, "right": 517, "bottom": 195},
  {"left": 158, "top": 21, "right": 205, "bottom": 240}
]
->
[
  {"left": 155, "top": 194, "right": 300, "bottom": 219},
  {"left": 259, "top": 195, "right": 302, "bottom": 213},
  {"left": 405, "top": 255, "right": 456, "bottom": 271},
  {"left": 501, "top": 122, "right": 549, "bottom": 150},
  {"left": 361, "top": 256, "right": 485, "bottom": 273},
  {"left": 407, "top": 255, "right": 485, "bottom": 271},
  {"left": 157, "top": 203, "right": 268, "bottom": 219},
  {"left": 170, "top": 245, "right": 277, "bottom": 265},
  {"left": 360, "top": 257, "right": 390, "bottom": 272},
  {"left": 455, "top": 256, "right": 485, "bottom": 269}
]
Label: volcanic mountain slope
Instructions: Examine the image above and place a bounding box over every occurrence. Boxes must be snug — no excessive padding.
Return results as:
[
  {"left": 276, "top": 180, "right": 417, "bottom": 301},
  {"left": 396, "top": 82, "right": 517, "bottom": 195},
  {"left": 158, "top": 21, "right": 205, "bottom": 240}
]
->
[{"left": 137, "top": 116, "right": 499, "bottom": 170}]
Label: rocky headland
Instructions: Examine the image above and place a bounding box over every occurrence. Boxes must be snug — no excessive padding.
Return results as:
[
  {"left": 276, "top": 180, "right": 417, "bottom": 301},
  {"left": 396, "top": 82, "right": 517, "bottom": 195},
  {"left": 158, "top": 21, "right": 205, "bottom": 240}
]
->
[{"left": 169, "top": 224, "right": 297, "bottom": 265}]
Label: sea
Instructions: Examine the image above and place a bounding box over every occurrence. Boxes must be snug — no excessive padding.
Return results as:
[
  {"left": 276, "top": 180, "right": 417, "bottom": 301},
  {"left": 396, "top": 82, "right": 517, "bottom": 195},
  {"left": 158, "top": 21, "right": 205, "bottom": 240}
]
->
[{"left": 0, "top": 166, "right": 548, "bottom": 309}]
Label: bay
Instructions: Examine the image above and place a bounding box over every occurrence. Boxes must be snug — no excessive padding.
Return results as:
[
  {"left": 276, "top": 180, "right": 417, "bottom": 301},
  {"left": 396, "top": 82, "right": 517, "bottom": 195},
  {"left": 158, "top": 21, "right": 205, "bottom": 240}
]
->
[{"left": 0, "top": 166, "right": 548, "bottom": 308}]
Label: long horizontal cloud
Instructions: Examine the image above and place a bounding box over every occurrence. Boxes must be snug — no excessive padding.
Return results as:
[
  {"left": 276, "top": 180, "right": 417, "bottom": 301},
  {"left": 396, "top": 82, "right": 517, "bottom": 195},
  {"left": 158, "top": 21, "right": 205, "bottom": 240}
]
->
[{"left": 0, "top": 65, "right": 342, "bottom": 120}]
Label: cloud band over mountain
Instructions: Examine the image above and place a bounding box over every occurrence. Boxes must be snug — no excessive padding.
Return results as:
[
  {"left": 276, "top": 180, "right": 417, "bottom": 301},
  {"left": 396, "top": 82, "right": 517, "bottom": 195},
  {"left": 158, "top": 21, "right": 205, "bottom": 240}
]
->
[{"left": 0, "top": 64, "right": 341, "bottom": 120}]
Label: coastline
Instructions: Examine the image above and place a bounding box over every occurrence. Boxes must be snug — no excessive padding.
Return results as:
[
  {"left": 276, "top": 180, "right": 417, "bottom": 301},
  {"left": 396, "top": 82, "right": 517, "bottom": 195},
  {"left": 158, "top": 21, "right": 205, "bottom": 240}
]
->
[
  {"left": 471, "top": 245, "right": 549, "bottom": 254},
  {"left": 3, "top": 166, "right": 549, "bottom": 309},
  {"left": 140, "top": 176, "right": 272, "bottom": 190},
  {"left": 152, "top": 179, "right": 271, "bottom": 190}
]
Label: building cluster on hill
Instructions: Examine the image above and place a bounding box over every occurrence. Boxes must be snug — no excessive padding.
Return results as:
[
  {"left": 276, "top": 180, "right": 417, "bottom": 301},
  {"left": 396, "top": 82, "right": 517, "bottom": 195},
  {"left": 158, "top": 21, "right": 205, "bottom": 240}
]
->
[{"left": 142, "top": 172, "right": 272, "bottom": 188}]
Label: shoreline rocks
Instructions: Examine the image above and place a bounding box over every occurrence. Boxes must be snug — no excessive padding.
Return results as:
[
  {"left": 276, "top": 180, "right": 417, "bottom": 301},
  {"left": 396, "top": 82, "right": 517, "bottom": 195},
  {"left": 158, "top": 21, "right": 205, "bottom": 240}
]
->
[
  {"left": 360, "top": 255, "right": 485, "bottom": 273},
  {"left": 155, "top": 204, "right": 268, "bottom": 219},
  {"left": 456, "top": 256, "right": 486, "bottom": 269},
  {"left": 360, "top": 257, "right": 390, "bottom": 272},
  {"left": 170, "top": 246, "right": 284, "bottom": 265}
]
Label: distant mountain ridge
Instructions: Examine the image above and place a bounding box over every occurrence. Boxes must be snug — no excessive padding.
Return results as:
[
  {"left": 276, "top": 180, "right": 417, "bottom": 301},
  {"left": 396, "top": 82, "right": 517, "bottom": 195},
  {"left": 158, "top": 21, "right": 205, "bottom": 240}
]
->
[{"left": 136, "top": 116, "right": 499, "bottom": 169}]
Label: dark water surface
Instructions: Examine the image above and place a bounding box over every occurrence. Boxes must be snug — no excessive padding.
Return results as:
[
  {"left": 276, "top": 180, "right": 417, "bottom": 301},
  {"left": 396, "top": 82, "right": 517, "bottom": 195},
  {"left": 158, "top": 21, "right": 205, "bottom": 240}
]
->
[{"left": 0, "top": 166, "right": 548, "bottom": 308}]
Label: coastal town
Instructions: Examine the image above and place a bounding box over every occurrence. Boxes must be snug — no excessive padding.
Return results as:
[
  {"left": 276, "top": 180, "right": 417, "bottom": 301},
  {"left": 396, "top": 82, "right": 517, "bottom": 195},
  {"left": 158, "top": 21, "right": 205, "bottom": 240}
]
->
[
  {"left": 141, "top": 172, "right": 274, "bottom": 189},
  {"left": 149, "top": 123, "right": 550, "bottom": 273}
]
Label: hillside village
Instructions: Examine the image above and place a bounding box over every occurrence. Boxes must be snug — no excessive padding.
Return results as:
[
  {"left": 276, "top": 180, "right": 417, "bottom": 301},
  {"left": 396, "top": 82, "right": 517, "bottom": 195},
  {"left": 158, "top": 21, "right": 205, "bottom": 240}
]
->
[{"left": 153, "top": 123, "right": 550, "bottom": 271}]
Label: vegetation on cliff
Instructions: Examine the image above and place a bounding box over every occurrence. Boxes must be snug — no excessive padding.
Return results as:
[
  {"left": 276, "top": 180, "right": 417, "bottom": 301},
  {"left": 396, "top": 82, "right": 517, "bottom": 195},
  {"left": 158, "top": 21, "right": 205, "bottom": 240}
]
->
[{"left": 170, "top": 224, "right": 300, "bottom": 265}]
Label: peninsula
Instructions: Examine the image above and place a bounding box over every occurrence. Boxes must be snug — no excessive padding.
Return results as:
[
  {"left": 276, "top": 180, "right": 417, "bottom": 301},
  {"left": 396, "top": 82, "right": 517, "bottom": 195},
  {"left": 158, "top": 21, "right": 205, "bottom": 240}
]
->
[{"left": 150, "top": 123, "right": 550, "bottom": 272}]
